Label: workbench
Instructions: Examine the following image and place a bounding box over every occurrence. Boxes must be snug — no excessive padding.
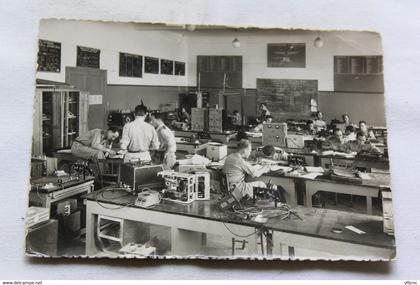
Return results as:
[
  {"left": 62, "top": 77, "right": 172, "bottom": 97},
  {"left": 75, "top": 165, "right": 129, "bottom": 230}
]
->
[
  {"left": 319, "top": 155, "right": 390, "bottom": 171},
  {"left": 260, "top": 171, "right": 390, "bottom": 215},
  {"left": 84, "top": 188, "right": 395, "bottom": 259},
  {"left": 29, "top": 176, "right": 95, "bottom": 209}
]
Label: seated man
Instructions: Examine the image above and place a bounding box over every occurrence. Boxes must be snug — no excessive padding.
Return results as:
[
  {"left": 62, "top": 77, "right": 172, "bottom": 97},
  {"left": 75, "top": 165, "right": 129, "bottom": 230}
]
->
[
  {"left": 358, "top": 121, "right": 376, "bottom": 141},
  {"left": 345, "top": 132, "right": 381, "bottom": 154},
  {"left": 232, "top": 110, "right": 242, "bottom": 126},
  {"left": 253, "top": 115, "right": 273, "bottom": 133},
  {"left": 249, "top": 145, "right": 288, "bottom": 162},
  {"left": 313, "top": 111, "right": 327, "bottom": 131},
  {"left": 322, "top": 128, "right": 347, "bottom": 152},
  {"left": 223, "top": 139, "right": 274, "bottom": 200},
  {"left": 71, "top": 128, "right": 119, "bottom": 161},
  {"left": 344, "top": 125, "right": 357, "bottom": 142},
  {"left": 305, "top": 120, "right": 318, "bottom": 135}
]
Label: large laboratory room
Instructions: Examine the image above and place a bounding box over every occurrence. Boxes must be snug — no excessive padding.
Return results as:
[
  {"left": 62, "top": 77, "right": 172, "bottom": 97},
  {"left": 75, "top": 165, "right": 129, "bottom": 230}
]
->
[{"left": 27, "top": 19, "right": 394, "bottom": 260}]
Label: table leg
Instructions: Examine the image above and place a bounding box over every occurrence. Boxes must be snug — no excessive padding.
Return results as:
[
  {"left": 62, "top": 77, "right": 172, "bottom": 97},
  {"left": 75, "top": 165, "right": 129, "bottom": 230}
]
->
[
  {"left": 306, "top": 189, "right": 313, "bottom": 208},
  {"left": 171, "top": 228, "right": 204, "bottom": 256},
  {"left": 85, "top": 206, "right": 97, "bottom": 256},
  {"left": 366, "top": 196, "right": 373, "bottom": 215},
  {"left": 247, "top": 230, "right": 259, "bottom": 256}
]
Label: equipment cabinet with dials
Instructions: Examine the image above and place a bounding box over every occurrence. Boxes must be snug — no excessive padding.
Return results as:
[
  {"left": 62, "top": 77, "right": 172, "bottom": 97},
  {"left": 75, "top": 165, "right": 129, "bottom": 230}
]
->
[{"left": 32, "top": 84, "right": 89, "bottom": 156}]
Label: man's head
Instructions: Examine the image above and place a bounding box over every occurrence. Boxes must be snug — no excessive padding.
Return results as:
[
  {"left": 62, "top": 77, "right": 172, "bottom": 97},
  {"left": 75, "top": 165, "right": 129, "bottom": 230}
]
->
[
  {"left": 260, "top": 103, "right": 267, "bottom": 110},
  {"left": 359, "top": 120, "right": 368, "bottom": 132},
  {"left": 149, "top": 112, "right": 164, "bottom": 128},
  {"left": 342, "top": 114, "right": 350, "bottom": 123},
  {"left": 261, "top": 145, "right": 275, "bottom": 158},
  {"left": 307, "top": 120, "right": 314, "bottom": 129},
  {"left": 317, "top": 111, "right": 323, "bottom": 119},
  {"left": 345, "top": 125, "right": 356, "bottom": 135},
  {"left": 134, "top": 104, "right": 148, "bottom": 117},
  {"left": 333, "top": 128, "right": 344, "bottom": 143},
  {"left": 233, "top": 110, "right": 239, "bottom": 115},
  {"left": 237, "top": 139, "right": 252, "bottom": 159},
  {"left": 266, "top": 115, "right": 273, "bottom": 123},
  {"left": 106, "top": 127, "right": 120, "bottom": 141}
]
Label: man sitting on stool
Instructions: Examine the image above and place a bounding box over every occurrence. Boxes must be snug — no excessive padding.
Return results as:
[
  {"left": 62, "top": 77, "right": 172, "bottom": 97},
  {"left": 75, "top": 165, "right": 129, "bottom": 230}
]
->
[
  {"left": 149, "top": 112, "right": 177, "bottom": 170},
  {"left": 71, "top": 128, "right": 119, "bottom": 160},
  {"left": 119, "top": 103, "right": 160, "bottom": 163},
  {"left": 223, "top": 139, "right": 276, "bottom": 200}
]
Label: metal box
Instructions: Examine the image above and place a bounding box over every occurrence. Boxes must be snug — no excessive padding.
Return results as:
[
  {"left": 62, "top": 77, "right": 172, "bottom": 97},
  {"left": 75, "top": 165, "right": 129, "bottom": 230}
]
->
[
  {"left": 262, "top": 123, "right": 288, "bottom": 147},
  {"left": 208, "top": 108, "right": 224, "bottom": 133},
  {"left": 195, "top": 172, "right": 211, "bottom": 201},
  {"left": 206, "top": 142, "right": 228, "bottom": 161},
  {"left": 191, "top": 108, "right": 208, "bottom": 132},
  {"left": 120, "top": 164, "right": 165, "bottom": 192},
  {"left": 158, "top": 171, "right": 196, "bottom": 204}
]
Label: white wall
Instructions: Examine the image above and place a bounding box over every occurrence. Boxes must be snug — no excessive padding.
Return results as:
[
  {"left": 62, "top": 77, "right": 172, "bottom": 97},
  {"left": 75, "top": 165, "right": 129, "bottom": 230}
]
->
[
  {"left": 37, "top": 20, "right": 189, "bottom": 86},
  {"left": 185, "top": 30, "right": 382, "bottom": 91}
]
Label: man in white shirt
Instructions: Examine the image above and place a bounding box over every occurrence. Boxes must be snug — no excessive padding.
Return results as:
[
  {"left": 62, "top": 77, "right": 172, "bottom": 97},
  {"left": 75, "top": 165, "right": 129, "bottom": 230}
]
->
[
  {"left": 149, "top": 112, "right": 177, "bottom": 169},
  {"left": 120, "top": 104, "right": 159, "bottom": 163}
]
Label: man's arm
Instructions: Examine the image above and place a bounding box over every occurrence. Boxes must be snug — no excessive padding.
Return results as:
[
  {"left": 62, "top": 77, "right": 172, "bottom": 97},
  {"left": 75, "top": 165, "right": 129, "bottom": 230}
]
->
[
  {"left": 162, "top": 128, "right": 176, "bottom": 152},
  {"left": 90, "top": 130, "right": 109, "bottom": 151},
  {"left": 242, "top": 159, "right": 270, "bottom": 178},
  {"left": 120, "top": 124, "right": 130, "bottom": 150},
  {"left": 150, "top": 128, "right": 160, "bottom": 150}
]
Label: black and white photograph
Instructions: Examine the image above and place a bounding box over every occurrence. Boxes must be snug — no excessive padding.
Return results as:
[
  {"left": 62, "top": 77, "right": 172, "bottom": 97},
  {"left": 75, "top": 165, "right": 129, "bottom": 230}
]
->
[{"left": 25, "top": 19, "right": 396, "bottom": 261}]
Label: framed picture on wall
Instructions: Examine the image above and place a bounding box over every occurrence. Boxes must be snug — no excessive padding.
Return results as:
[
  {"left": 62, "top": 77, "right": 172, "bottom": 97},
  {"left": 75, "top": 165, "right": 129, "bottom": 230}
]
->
[
  {"left": 174, "top": 61, "right": 185, "bottom": 76},
  {"left": 145, "top": 56, "right": 159, "bottom": 74},
  {"left": 160, "top": 59, "right": 174, "bottom": 75},
  {"left": 76, "top": 46, "right": 100, "bottom": 69},
  {"left": 267, "top": 43, "right": 306, "bottom": 68},
  {"left": 37, "top": 40, "right": 61, "bottom": 72}
]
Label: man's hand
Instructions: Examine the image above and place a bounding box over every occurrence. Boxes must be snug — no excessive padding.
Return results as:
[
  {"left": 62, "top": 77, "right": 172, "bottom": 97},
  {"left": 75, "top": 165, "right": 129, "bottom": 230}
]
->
[{"left": 107, "top": 149, "right": 117, "bottom": 156}]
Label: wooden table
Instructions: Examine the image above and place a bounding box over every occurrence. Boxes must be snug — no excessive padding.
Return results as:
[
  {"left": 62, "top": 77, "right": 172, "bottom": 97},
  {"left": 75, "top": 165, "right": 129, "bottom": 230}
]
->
[
  {"left": 320, "top": 155, "right": 390, "bottom": 171},
  {"left": 304, "top": 173, "right": 390, "bottom": 215},
  {"left": 84, "top": 188, "right": 395, "bottom": 260}
]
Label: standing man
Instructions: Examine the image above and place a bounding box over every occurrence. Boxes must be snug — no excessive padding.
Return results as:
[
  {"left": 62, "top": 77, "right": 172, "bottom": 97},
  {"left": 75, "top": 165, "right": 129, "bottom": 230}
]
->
[
  {"left": 149, "top": 112, "right": 177, "bottom": 169},
  {"left": 314, "top": 111, "right": 327, "bottom": 131},
  {"left": 223, "top": 139, "right": 275, "bottom": 200},
  {"left": 71, "top": 128, "right": 119, "bottom": 160},
  {"left": 120, "top": 104, "right": 159, "bottom": 163}
]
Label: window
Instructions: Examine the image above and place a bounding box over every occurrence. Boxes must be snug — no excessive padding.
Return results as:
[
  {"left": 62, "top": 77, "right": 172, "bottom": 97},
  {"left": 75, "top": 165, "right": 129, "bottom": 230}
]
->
[
  {"left": 76, "top": 46, "right": 100, "bottom": 68},
  {"left": 119, "top": 52, "right": 143, "bottom": 78},
  {"left": 37, "top": 40, "right": 61, "bottom": 72}
]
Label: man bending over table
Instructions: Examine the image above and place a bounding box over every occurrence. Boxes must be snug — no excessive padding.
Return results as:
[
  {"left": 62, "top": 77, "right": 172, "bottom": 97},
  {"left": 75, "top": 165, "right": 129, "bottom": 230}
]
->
[{"left": 223, "top": 139, "right": 276, "bottom": 200}]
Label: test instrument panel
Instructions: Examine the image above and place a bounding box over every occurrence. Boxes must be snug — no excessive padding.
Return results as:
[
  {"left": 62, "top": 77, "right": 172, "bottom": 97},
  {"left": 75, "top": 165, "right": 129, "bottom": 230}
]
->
[
  {"left": 262, "top": 123, "right": 288, "bottom": 148},
  {"left": 158, "top": 170, "right": 211, "bottom": 204},
  {"left": 191, "top": 108, "right": 208, "bottom": 132}
]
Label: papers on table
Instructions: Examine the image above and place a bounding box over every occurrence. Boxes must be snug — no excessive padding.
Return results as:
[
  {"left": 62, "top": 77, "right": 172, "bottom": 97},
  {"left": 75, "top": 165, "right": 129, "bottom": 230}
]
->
[
  {"left": 304, "top": 166, "right": 324, "bottom": 173},
  {"left": 300, "top": 172, "right": 323, "bottom": 180},
  {"left": 345, "top": 225, "right": 366, "bottom": 235},
  {"left": 269, "top": 165, "right": 292, "bottom": 172},
  {"left": 245, "top": 132, "right": 263, "bottom": 138},
  {"left": 109, "top": 154, "right": 124, "bottom": 159},
  {"left": 321, "top": 150, "right": 357, "bottom": 158},
  {"left": 357, "top": 172, "right": 372, "bottom": 180}
]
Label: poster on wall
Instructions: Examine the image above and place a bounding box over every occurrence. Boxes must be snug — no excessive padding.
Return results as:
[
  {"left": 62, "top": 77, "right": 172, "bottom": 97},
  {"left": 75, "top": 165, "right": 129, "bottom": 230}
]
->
[
  {"left": 267, "top": 43, "right": 306, "bottom": 68},
  {"left": 160, "top": 59, "right": 174, "bottom": 75},
  {"left": 174, "top": 61, "right": 186, "bottom": 76},
  {"left": 76, "top": 46, "right": 100, "bottom": 69},
  {"left": 145, "top": 56, "right": 159, "bottom": 74},
  {"left": 37, "top": 40, "right": 61, "bottom": 72}
]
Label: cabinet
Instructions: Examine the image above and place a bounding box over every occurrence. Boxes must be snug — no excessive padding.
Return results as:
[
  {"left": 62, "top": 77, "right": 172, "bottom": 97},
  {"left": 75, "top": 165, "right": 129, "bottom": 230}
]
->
[{"left": 32, "top": 85, "right": 89, "bottom": 156}]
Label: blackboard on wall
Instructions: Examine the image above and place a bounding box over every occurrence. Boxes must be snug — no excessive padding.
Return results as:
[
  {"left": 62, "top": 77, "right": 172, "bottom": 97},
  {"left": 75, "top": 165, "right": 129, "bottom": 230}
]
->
[
  {"left": 256, "top": 79, "right": 318, "bottom": 120},
  {"left": 160, "top": 59, "right": 174, "bottom": 75},
  {"left": 145, "top": 57, "right": 159, "bottom": 74},
  {"left": 77, "top": 46, "right": 100, "bottom": 69},
  {"left": 38, "top": 40, "right": 61, "bottom": 72}
]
